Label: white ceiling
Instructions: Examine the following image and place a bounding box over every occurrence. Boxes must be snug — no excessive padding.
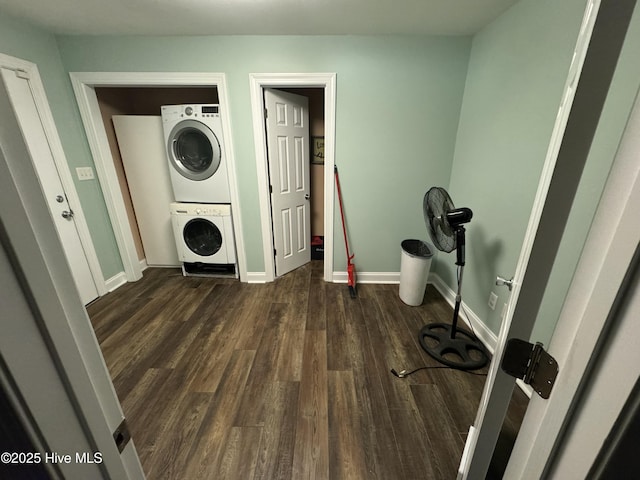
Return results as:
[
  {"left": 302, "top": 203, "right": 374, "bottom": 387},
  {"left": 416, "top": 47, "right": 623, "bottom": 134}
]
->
[{"left": 0, "top": 0, "right": 519, "bottom": 36}]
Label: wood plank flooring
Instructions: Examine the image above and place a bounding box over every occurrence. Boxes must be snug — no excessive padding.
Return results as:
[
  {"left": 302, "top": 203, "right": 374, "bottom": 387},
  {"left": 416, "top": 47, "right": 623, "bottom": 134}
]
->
[{"left": 87, "top": 262, "right": 527, "bottom": 479}]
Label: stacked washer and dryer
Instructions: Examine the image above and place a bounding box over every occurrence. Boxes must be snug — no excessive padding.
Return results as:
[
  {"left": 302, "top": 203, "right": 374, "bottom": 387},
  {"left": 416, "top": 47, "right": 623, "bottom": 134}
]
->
[{"left": 162, "top": 104, "right": 237, "bottom": 277}]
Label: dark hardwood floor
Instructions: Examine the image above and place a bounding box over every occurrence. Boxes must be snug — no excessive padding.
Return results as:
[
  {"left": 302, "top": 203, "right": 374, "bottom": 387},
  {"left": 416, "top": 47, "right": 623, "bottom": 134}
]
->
[{"left": 87, "top": 262, "right": 527, "bottom": 479}]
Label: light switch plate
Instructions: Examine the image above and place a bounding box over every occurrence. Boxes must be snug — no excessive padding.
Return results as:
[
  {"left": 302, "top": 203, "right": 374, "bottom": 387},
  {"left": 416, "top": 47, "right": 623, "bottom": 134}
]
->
[
  {"left": 488, "top": 292, "right": 498, "bottom": 310},
  {"left": 76, "top": 166, "right": 94, "bottom": 181}
]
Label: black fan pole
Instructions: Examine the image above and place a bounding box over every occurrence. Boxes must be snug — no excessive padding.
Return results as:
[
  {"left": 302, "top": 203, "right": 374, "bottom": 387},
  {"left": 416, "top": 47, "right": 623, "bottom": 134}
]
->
[
  {"left": 455, "top": 225, "right": 466, "bottom": 267},
  {"left": 450, "top": 225, "right": 466, "bottom": 339}
]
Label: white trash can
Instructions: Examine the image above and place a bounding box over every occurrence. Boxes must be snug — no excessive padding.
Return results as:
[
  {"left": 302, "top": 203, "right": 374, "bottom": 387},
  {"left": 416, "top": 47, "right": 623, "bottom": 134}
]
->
[{"left": 399, "top": 239, "right": 434, "bottom": 306}]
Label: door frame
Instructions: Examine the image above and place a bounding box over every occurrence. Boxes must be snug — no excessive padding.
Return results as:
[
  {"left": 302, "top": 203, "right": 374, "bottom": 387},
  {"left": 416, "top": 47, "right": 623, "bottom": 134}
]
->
[
  {"left": 0, "top": 90, "right": 144, "bottom": 478},
  {"left": 0, "top": 53, "right": 106, "bottom": 296},
  {"left": 69, "top": 71, "right": 247, "bottom": 284},
  {"left": 249, "top": 73, "right": 336, "bottom": 282}
]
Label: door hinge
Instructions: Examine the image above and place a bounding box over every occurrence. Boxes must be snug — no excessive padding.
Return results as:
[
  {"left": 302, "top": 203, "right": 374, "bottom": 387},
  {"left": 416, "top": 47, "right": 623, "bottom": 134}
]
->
[
  {"left": 274, "top": 248, "right": 277, "bottom": 257},
  {"left": 112, "top": 418, "right": 131, "bottom": 453},
  {"left": 269, "top": 184, "right": 273, "bottom": 194},
  {"left": 264, "top": 108, "right": 268, "bottom": 119},
  {"left": 501, "top": 339, "right": 558, "bottom": 399}
]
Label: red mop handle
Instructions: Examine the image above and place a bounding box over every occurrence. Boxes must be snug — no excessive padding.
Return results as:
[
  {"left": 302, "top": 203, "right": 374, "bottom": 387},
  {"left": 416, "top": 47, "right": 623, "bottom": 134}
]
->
[{"left": 334, "top": 166, "right": 354, "bottom": 262}]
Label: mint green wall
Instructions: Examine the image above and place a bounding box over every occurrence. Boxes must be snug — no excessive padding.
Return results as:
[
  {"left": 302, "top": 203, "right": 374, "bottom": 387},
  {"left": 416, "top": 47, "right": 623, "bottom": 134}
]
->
[
  {"left": 532, "top": 5, "right": 640, "bottom": 345},
  {"left": 55, "top": 35, "right": 471, "bottom": 273},
  {"left": 443, "top": 0, "right": 589, "bottom": 336},
  {"left": 0, "top": 12, "right": 123, "bottom": 279},
  {"left": 444, "top": 0, "right": 640, "bottom": 346}
]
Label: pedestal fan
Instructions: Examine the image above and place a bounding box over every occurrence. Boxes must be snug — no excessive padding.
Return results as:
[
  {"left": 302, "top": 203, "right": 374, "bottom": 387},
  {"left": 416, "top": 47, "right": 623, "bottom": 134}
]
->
[{"left": 419, "top": 187, "right": 489, "bottom": 370}]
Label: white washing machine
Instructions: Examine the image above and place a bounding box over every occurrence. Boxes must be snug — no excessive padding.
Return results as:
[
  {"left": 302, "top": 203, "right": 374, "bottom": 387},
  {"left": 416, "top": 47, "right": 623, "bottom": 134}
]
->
[
  {"left": 170, "top": 203, "right": 236, "bottom": 275},
  {"left": 161, "top": 104, "right": 231, "bottom": 203}
]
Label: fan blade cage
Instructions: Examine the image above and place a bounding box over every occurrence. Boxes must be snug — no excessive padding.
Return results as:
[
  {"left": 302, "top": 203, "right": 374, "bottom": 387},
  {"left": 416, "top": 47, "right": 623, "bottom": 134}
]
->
[{"left": 424, "top": 187, "right": 456, "bottom": 253}]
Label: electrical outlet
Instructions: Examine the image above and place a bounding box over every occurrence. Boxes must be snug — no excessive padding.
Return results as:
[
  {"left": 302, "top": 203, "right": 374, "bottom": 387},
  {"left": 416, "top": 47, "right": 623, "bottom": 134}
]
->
[
  {"left": 76, "top": 166, "right": 95, "bottom": 181},
  {"left": 488, "top": 292, "right": 498, "bottom": 310}
]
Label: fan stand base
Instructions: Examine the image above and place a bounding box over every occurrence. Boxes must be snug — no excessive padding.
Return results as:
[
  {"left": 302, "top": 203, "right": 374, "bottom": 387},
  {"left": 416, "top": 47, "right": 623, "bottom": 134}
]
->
[{"left": 419, "top": 323, "right": 489, "bottom": 371}]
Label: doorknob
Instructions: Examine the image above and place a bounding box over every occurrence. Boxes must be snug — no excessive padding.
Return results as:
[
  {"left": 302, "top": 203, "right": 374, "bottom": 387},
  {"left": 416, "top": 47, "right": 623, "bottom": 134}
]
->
[
  {"left": 61, "top": 210, "right": 74, "bottom": 220},
  {"left": 55, "top": 195, "right": 64, "bottom": 203},
  {"left": 496, "top": 275, "right": 514, "bottom": 291},
  {"left": 305, "top": 193, "right": 310, "bottom": 200}
]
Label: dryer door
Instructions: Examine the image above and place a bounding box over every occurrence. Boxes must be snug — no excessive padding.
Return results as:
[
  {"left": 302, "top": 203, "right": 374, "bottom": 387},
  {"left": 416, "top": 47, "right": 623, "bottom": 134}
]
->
[
  {"left": 183, "top": 218, "right": 224, "bottom": 258},
  {"left": 167, "top": 119, "right": 221, "bottom": 181}
]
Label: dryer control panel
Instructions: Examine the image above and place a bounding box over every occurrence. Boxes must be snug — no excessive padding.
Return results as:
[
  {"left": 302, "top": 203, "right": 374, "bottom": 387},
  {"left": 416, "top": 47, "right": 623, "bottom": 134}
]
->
[
  {"left": 170, "top": 202, "right": 231, "bottom": 217},
  {"left": 161, "top": 104, "right": 220, "bottom": 120}
]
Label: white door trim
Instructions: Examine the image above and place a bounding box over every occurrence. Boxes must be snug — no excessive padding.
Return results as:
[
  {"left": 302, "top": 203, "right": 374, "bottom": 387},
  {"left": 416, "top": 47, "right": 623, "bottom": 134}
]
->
[
  {"left": 249, "top": 73, "right": 336, "bottom": 282},
  {"left": 0, "top": 53, "right": 106, "bottom": 296},
  {"left": 69, "top": 71, "right": 247, "bottom": 282}
]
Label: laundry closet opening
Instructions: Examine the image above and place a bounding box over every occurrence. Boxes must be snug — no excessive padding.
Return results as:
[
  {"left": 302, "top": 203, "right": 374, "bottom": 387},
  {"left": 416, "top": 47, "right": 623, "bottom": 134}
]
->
[
  {"left": 95, "top": 87, "right": 218, "bottom": 269},
  {"left": 264, "top": 87, "right": 325, "bottom": 278}
]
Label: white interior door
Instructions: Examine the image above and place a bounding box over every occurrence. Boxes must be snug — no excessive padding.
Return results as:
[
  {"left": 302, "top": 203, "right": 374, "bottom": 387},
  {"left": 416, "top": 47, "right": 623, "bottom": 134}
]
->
[
  {"left": 459, "top": 0, "right": 634, "bottom": 477},
  {"left": 113, "top": 115, "right": 179, "bottom": 267},
  {"left": 504, "top": 60, "right": 640, "bottom": 478},
  {"left": 265, "top": 88, "right": 311, "bottom": 276},
  {"left": 0, "top": 66, "right": 98, "bottom": 304},
  {"left": 0, "top": 74, "right": 145, "bottom": 479}
]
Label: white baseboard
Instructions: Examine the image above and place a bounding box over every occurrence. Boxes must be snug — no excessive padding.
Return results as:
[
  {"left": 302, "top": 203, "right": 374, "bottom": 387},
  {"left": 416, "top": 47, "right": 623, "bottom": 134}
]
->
[
  {"left": 332, "top": 271, "right": 443, "bottom": 286},
  {"left": 104, "top": 271, "right": 127, "bottom": 292},
  {"left": 332, "top": 271, "right": 400, "bottom": 284},
  {"left": 103, "top": 262, "right": 179, "bottom": 294},
  {"left": 246, "top": 272, "right": 268, "bottom": 283}
]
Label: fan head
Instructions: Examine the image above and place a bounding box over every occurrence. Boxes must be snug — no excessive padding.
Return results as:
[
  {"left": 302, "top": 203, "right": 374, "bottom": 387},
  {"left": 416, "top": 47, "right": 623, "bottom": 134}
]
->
[{"left": 424, "top": 187, "right": 456, "bottom": 253}]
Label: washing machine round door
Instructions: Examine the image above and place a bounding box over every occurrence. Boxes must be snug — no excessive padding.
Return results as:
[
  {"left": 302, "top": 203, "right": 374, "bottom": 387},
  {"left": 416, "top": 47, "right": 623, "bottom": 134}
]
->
[
  {"left": 183, "top": 218, "right": 223, "bottom": 257},
  {"left": 168, "top": 120, "right": 222, "bottom": 181}
]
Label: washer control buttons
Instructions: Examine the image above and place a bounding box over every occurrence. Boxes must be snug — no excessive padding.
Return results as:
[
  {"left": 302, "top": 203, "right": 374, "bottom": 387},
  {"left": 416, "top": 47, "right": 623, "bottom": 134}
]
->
[{"left": 184, "top": 106, "right": 193, "bottom": 116}]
